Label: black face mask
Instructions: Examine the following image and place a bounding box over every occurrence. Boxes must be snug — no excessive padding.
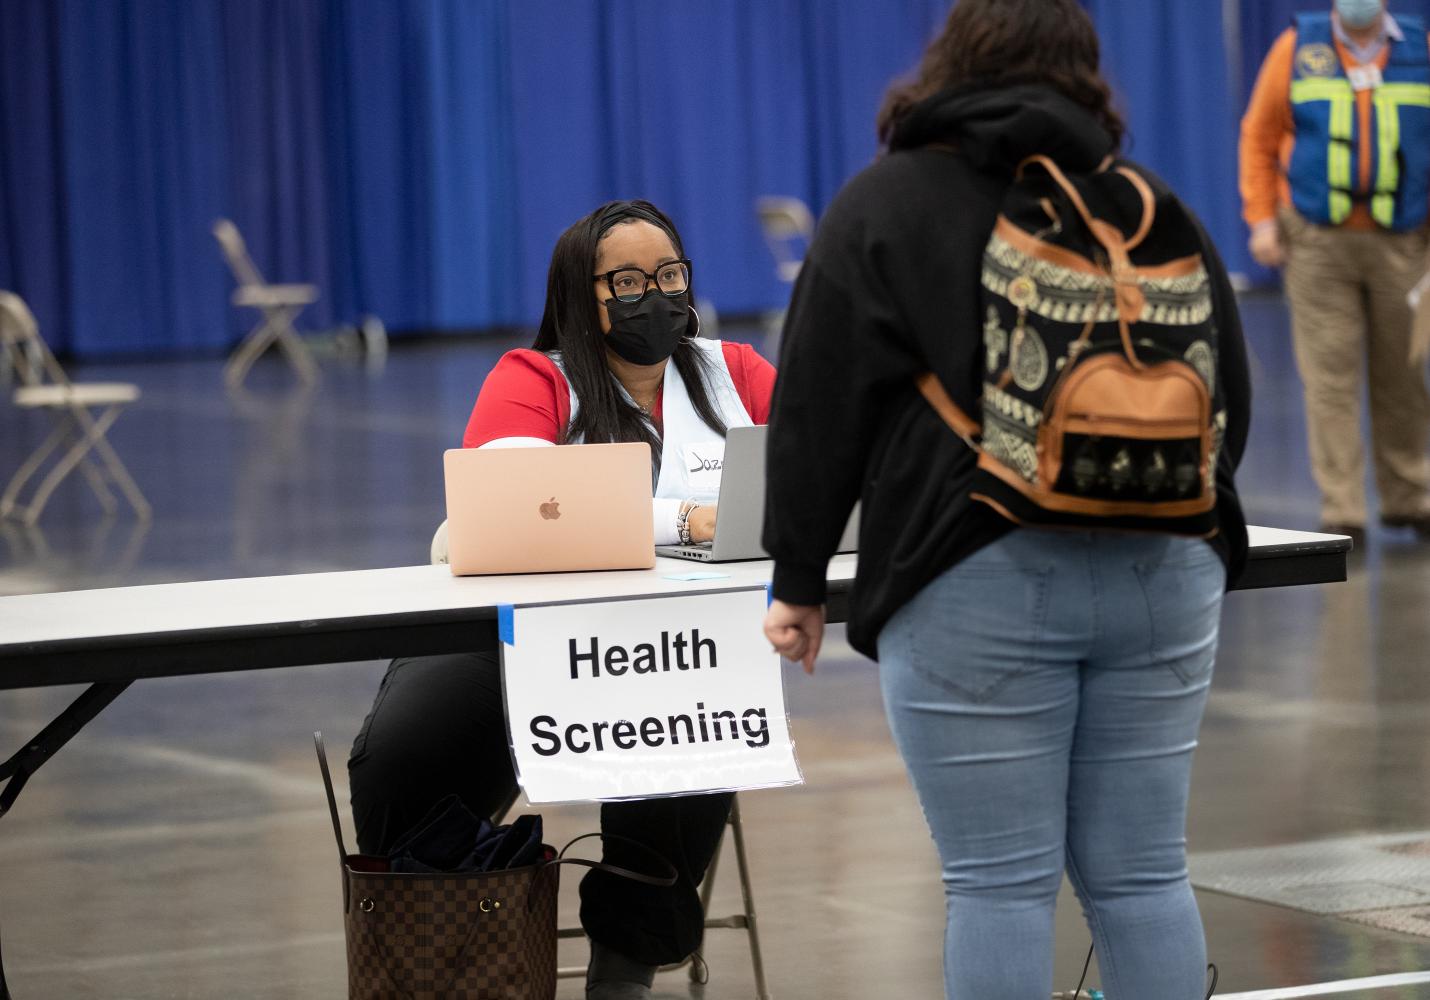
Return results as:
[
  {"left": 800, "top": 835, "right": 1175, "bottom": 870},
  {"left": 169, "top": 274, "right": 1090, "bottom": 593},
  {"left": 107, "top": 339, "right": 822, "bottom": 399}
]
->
[{"left": 604, "top": 290, "right": 690, "bottom": 366}]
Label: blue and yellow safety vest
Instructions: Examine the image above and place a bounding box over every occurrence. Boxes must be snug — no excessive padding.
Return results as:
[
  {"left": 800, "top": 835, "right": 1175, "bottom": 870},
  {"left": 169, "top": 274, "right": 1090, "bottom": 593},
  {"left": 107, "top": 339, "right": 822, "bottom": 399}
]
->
[{"left": 1288, "top": 12, "right": 1430, "bottom": 230}]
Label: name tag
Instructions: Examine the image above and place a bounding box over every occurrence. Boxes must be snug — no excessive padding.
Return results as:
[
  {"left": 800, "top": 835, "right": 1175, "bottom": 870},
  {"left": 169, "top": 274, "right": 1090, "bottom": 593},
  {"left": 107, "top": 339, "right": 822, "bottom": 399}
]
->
[
  {"left": 682, "top": 440, "right": 725, "bottom": 495},
  {"left": 1348, "top": 64, "right": 1383, "bottom": 92}
]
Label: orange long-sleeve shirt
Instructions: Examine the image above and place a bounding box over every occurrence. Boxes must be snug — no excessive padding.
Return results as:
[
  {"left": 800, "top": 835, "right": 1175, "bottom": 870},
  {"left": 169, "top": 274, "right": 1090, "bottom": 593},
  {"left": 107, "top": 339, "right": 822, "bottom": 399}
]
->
[{"left": 1239, "top": 26, "right": 1429, "bottom": 231}]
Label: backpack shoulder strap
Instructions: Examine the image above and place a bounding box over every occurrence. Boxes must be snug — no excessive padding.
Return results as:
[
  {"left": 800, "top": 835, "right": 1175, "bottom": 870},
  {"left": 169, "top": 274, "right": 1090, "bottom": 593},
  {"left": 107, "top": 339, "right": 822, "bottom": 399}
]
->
[
  {"left": 1018, "top": 154, "right": 1156, "bottom": 364},
  {"left": 1111, "top": 166, "right": 1157, "bottom": 251},
  {"left": 1018, "top": 155, "right": 1156, "bottom": 245},
  {"left": 915, "top": 372, "right": 981, "bottom": 449}
]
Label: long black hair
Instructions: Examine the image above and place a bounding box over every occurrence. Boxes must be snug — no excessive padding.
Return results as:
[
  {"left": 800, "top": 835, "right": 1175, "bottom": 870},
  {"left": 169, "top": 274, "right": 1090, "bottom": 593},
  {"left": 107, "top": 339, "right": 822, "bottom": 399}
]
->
[{"left": 531, "top": 200, "right": 727, "bottom": 449}]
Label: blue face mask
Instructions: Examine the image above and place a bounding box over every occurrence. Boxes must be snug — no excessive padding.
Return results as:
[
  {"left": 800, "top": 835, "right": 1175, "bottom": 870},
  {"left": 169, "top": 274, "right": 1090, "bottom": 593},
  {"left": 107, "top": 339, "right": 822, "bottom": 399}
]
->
[{"left": 1335, "top": 0, "right": 1384, "bottom": 30}]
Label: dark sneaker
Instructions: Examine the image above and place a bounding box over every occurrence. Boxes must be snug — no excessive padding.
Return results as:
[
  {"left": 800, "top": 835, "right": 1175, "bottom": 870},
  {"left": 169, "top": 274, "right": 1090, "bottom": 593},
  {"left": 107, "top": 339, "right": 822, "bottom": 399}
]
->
[
  {"left": 1381, "top": 513, "right": 1430, "bottom": 539},
  {"left": 586, "top": 942, "right": 656, "bottom": 1000},
  {"left": 586, "top": 984, "right": 653, "bottom": 1000}
]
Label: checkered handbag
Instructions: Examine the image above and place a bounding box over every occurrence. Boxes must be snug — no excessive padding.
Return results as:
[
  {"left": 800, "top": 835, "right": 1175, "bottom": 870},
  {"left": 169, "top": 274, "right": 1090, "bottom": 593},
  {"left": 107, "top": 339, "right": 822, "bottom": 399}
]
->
[
  {"left": 315, "top": 733, "right": 675, "bottom": 1000},
  {"left": 341, "top": 857, "right": 559, "bottom": 1000}
]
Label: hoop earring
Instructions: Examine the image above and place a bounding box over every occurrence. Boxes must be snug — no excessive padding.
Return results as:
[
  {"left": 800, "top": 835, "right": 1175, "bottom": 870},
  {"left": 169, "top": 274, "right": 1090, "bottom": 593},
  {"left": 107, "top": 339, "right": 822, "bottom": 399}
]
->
[{"left": 685, "top": 306, "right": 702, "bottom": 341}]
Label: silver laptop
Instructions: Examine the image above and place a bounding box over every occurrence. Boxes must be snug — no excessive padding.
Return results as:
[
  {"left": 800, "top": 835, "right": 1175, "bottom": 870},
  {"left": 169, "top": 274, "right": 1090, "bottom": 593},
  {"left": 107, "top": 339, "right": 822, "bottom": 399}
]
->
[{"left": 657, "top": 425, "right": 859, "bottom": 562}]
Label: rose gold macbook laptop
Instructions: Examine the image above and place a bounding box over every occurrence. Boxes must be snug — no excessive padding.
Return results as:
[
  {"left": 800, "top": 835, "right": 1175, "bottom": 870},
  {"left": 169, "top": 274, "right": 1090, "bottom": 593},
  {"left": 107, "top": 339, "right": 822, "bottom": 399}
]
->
[{"left": 443, "top": 443, "right": 656, "bottom": 575}]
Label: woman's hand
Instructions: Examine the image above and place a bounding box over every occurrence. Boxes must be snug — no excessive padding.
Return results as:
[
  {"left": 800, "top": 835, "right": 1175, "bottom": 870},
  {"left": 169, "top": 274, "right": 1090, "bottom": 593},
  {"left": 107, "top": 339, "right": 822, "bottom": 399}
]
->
[
  {"left": 763, "top": 600, "right": 826, "bottom": 674},
  {"left": 688, "top": 504, "right": 717, "bottom": 544}
]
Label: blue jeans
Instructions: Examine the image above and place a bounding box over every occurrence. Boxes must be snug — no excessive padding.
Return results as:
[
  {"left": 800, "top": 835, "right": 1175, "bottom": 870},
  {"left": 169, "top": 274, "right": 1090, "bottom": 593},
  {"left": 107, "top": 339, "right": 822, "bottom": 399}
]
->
[{"left": 878, "top": 530, "right": 1224, "bottom": 1000}]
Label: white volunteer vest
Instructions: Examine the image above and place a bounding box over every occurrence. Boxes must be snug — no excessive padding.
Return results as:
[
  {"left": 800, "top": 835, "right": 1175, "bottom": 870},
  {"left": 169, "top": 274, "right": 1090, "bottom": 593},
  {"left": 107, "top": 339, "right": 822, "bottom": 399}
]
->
[{"left": 552, "top": 338, "right": 754, "bottom": 502}]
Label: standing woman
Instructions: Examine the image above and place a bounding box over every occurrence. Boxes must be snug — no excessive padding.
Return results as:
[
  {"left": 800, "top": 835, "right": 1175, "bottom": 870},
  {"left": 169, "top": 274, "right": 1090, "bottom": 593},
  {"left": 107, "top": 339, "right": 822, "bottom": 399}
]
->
[
  {"left": 350, "top": 200, "right": 775, "bottom": 1000},
  {"left": 761, "top": 2, "right": 1250, "bottom": 998}
]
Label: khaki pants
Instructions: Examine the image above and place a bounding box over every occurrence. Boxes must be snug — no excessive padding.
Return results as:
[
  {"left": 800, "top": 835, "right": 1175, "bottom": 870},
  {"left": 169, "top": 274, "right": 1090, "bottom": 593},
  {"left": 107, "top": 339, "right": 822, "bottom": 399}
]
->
[{"left": 1281, "top": 208, "right": 1430, "bottom": 525}]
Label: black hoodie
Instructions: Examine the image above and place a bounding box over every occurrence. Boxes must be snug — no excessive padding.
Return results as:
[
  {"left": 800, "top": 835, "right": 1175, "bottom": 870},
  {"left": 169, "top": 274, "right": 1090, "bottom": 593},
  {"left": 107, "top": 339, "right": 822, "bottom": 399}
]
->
[{"left": 763, "top": 85, "right": 1251, "bottom": 659}]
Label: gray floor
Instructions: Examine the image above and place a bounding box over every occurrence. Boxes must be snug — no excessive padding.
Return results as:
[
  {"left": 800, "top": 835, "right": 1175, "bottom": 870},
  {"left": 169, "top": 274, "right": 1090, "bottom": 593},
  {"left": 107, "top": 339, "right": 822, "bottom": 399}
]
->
[{"left": 2, "top": 298, "right": 1430, "bottom": 998}]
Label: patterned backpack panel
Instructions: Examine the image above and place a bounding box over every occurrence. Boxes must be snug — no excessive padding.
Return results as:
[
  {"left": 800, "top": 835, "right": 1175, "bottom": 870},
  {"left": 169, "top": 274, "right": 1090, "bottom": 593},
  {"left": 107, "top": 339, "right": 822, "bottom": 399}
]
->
[{"left": 920, "top": 155, "right": 1225, "bottom": 535}]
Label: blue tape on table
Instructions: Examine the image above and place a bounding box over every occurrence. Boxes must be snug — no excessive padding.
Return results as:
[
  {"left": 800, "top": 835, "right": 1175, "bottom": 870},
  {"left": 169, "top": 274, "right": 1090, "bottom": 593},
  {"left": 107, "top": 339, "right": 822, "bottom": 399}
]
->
[
  {"left": 764, "top": 582, "right": 772, "bottom": 607},
  {"left": 498, "top": 604, "right": 514, "bottom": 646}
]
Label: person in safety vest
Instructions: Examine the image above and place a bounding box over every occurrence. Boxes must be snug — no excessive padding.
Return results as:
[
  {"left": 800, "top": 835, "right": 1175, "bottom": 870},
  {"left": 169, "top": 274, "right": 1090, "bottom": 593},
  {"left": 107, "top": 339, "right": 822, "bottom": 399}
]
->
[{"left": 1241, "top": 0, "right": 1430, "bottom": 546}]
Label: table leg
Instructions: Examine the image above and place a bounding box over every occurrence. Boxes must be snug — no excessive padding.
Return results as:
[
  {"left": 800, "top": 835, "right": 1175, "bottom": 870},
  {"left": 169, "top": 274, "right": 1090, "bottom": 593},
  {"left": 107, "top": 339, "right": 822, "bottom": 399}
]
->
[{"left": 0, "top": 680, "right": 132, "bottom": 998}]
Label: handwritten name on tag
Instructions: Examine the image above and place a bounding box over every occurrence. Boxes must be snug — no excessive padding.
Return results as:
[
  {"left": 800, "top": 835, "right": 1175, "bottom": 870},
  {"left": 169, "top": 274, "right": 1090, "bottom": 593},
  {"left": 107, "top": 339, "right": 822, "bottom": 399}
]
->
[{"left": 682, "top": 441, "right": 725, "bottom": 495}]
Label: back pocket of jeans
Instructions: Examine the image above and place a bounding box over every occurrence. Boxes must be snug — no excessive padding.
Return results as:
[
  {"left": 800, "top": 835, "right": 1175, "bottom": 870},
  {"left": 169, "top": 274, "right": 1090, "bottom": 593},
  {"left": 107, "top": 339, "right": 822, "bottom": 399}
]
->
[
  {"left": 908, "top": 560, "right": 1051, "bottom": 703},
  {"left": 1133, "top": 540, "right": 1225, "bottom": 685}
]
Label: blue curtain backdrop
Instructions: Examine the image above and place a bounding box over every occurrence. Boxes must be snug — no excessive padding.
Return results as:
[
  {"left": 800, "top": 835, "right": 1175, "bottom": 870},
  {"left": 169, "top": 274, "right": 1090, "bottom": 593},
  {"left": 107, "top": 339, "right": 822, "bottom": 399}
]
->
[
  {"left": 1085, "top": 0, "right": 1242, "bottom": 288},
  {"left": 4, "top": 0, "right": 1402, "bottom": 360}
]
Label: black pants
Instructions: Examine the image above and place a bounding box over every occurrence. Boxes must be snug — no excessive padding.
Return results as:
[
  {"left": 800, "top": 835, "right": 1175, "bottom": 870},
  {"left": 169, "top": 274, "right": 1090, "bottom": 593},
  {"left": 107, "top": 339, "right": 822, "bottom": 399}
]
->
[{"left": 347, "top": 652, "right": 733, "bottom": 966}]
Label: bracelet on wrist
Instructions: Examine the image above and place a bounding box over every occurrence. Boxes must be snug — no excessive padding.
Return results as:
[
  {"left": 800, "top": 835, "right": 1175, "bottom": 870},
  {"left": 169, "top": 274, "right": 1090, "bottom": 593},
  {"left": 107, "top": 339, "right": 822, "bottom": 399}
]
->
[{"left": 676, "top": 500, "right": 702, "bottom": 546}]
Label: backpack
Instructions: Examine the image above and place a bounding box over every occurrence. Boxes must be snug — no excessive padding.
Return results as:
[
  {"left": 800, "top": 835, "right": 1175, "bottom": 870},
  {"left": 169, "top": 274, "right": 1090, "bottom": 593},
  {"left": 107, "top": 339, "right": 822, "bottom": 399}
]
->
[{"left": 918, "top": 154, "right": 1224, "bottom": 536}]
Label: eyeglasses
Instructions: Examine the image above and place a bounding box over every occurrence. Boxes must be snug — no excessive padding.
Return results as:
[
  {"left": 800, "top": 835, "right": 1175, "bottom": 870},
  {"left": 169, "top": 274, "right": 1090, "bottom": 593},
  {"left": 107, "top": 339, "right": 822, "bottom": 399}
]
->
[{"left": 593, "top": 258, "right": 692, "bottom": 303}]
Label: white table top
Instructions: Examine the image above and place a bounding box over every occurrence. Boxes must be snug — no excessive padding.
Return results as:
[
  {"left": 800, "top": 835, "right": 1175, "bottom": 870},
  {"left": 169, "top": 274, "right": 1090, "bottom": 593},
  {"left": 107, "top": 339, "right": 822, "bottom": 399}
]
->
[
  {"left": 0, "top": 556, "right": 852, "bottom": 650},
  {"left": 0, "top": 526, "right": 1345, "bottom": 653},
  {"left": 1241, "top": 525, "right": 1349, "bottom": 551}
]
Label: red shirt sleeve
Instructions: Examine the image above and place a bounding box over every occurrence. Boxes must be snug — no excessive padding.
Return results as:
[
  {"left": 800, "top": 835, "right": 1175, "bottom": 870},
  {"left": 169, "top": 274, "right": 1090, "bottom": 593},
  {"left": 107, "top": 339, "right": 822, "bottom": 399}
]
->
[
  {"left": 462, "top": 349, "right": 572, "bottom": 448},
  {"left": 720, "top": 340, "right": 777, "bottom": 425}
]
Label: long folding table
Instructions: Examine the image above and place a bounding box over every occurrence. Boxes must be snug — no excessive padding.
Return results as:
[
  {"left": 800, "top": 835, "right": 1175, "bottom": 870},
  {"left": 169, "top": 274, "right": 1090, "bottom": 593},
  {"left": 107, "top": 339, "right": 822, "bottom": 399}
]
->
[{"left": 0, "top": 526, "right": 1351, "bottom": 997}]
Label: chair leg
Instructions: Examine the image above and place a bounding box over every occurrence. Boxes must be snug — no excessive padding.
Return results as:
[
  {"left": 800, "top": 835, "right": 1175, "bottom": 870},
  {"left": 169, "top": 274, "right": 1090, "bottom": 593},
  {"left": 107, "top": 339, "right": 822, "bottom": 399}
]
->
[
  {"left": 1, "top": 414, "right": 71, "bottom": 518},
  {"left": 224, "top": 315, "right": 280, "bottom": 388},
  {"left": 689, "top": 820, "right": 726, "bottom": 983},
  {"left": 60, "top": 416, "right": 118, "bottom": 515},
  {"left": 270, "top": 307, "right": 319, "bottom": 384},
  {"left": 79, "top": 407, "right": 151, "bottom": 520},
  {"left": 74, "top": 453, "right": 119, "bottom": 514},
  {"left": 728, "top": 796, "right": 772, "bottom": 1000},
  {"left": 18, "top": 406, "right": 122, "bottom": 526}
]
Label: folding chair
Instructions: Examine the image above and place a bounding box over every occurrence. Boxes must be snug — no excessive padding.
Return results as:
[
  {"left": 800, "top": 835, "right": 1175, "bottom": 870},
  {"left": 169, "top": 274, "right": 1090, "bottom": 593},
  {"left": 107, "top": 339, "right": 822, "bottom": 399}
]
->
[
  {"left": 0, "top": 291, "right": 151, "bottom": 525},
  {"left": 755, "top": 196, "right": 816, "bottom": 284},
  {"left": 212, "top": 219, "right": 320, "bottom": 388}
]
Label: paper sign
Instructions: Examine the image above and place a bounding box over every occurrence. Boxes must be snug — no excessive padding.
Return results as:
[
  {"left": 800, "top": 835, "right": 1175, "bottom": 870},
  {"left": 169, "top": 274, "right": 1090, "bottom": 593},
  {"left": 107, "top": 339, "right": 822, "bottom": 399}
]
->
[{"left": 500, "top": 588, "right": 802, "bottom": 803}]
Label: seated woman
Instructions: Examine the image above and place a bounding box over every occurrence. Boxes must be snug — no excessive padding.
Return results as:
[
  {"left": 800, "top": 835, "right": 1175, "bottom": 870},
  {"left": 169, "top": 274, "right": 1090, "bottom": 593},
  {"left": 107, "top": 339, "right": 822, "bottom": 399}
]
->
[{"left": 348, "top": 200, "right": 775, "bottom": 1000}]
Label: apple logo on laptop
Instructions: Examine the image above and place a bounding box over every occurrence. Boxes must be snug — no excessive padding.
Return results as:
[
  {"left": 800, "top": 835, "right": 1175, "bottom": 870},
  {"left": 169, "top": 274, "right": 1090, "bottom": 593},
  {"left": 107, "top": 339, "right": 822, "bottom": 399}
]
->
[{"left": 539, "top": 497, "right": 561, "bottom": 520}]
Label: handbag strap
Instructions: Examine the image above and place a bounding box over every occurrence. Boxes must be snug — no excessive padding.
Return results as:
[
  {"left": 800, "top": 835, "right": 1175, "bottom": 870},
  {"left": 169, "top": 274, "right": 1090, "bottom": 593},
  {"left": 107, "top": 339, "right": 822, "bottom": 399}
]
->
[
  {"left": 312, "top": 732, "right": 351, "bottom": 864},
  {"left": 553, "top": 831, "right": 679, "bottom": 887}
]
